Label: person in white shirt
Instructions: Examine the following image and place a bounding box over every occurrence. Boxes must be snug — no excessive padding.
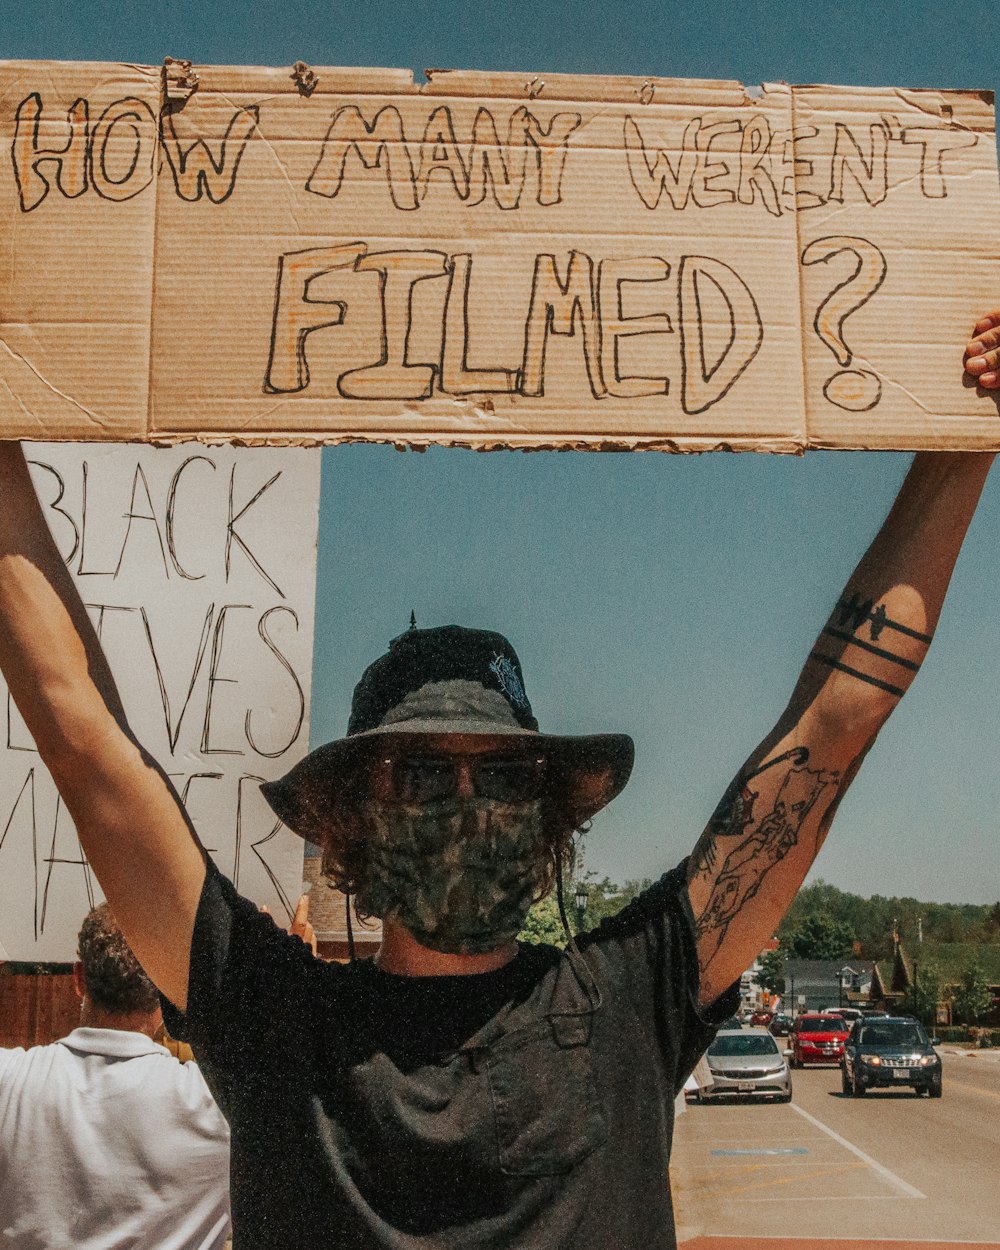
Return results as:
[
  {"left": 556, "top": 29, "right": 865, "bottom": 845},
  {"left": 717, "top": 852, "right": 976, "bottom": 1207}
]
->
[{"left": 0, "top": 903, "right": 231, "bottom": 1250}]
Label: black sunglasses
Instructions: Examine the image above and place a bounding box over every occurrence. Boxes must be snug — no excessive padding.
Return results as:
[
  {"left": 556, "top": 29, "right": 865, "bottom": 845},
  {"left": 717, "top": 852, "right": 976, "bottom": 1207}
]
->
[{"left": 389, "top": 754, "right": 547, "bottom": 804}]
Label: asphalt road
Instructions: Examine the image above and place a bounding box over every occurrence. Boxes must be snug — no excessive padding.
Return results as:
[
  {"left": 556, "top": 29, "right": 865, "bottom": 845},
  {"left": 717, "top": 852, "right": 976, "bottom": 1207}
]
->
[{"left": 671, "top": 1047, "right": 1000, "bottom": 1247}]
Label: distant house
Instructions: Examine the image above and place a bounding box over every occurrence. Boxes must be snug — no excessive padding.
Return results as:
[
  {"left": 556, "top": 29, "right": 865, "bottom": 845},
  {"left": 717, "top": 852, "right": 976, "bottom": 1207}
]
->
[
  {"left": 869, "top": 941, "right": 914, "bottom": 1014},
  {"left": 782, "top": 958, "right": 874, "bottom": 1013},
  {"left": 872, "top": 941, "right": 1000, "bottom": 1025},
  {"left": 740, "top": 939, "right": 781, "bottom": 1010}
]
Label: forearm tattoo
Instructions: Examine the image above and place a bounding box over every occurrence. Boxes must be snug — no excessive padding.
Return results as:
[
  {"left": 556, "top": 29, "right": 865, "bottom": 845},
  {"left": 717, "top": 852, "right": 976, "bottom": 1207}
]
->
[
  {"left": 692, "top": 747, "right": 810, "bottom": 875},
  {"left": 808, "top": 593, "right": 932, "bottom": 698},
  {"left": 689, "top": 593, "right": 929, "bottom": 982},
  {"left": 691, "top": 750, "right": 839, "bottom": 975}
]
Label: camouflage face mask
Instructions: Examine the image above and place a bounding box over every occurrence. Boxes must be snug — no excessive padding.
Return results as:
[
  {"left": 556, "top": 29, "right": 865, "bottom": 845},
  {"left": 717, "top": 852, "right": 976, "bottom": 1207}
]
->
[{"left": 355, "top": 797, "right": 550, "bottom": 954}]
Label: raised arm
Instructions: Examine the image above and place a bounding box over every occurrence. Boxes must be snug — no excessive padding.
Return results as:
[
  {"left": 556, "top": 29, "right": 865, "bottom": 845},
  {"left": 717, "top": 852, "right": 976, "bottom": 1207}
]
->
[
  {"left": 0, "top": 443, "right": 205, "bottom": 1009},
  {"left": 687, "top": 317, "right": 1000, "bottom": 1007}
]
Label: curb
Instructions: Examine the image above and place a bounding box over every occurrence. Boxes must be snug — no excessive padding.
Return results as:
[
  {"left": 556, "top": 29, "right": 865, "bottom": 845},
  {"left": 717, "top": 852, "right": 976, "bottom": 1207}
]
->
[{"left": 940, "top": 1045, "right": 1000, "bottom": 1062}]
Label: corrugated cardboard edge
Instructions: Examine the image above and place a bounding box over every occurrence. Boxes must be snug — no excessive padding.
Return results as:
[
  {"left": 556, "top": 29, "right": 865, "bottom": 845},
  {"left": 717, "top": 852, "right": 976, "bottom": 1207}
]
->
[
  {"left": 150, "top": 434, "right": 810, "bottom": 454},
  {"left": 40, "top": 432, "right": 809, "bottom": 454},
  {"left": 154, "top": 435, "right": 1000, "bottom": 453}
]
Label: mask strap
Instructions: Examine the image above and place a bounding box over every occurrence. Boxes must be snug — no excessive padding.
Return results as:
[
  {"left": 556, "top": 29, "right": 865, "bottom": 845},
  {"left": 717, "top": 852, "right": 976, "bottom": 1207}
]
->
[
  {"left": 555, "top": 853, "right": 603, "bottom": 1015},
  {"left": 345, "top": 892, "right": 357, "bottom": 962},
  {"left": 555, "top": 854, "right": 574, "bottom": 943}
]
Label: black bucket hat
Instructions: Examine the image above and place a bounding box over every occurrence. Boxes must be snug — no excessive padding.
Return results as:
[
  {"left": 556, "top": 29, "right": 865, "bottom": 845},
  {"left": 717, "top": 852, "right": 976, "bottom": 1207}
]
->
[{"left": 261, "top": 624, "right": 634, "bottom": 845}]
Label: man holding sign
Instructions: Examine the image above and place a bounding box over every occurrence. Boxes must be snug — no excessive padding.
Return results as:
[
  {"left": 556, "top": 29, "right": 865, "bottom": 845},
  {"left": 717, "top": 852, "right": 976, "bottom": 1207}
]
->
[{"left": 0, "top": 318, "right": 998, "bottom": 1248}]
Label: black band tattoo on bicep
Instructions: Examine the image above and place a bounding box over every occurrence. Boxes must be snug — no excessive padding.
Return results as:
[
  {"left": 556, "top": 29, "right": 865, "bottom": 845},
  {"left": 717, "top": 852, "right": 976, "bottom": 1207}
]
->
[
  {"left": 835, "top": 593, "right": 933, "bottom": 645},
  {"left": 807, "top": 593, "right": 932, "bottom": 698}
]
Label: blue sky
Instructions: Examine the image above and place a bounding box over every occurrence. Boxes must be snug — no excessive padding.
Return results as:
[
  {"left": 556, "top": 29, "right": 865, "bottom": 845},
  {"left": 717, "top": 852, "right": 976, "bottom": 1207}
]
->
[{"left": 5, "top": 0, "right": 1000, "bottom": 904}]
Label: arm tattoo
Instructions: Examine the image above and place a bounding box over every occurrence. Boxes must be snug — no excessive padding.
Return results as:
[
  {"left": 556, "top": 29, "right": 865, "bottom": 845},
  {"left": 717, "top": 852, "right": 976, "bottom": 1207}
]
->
[
  {"left": 807, "top": 594, "right": 932, "bottom": 698},
  {"left": 808, "top": 654, "right": 906, "bottom": 698},
  {"left": 835, "top": 593, "right": 932, "bottom": 644},
  {"left": 692, "top": 747, "right": 810, "bottom": 874},
  {"left": 690, "top": 596, "right": 924, "bottom": 982},
  {"left": 692, "top": 757, "right": 838, "bottom": 975},
  {"left": 821, "top": 626, "right": 921, "bottom": 671}
]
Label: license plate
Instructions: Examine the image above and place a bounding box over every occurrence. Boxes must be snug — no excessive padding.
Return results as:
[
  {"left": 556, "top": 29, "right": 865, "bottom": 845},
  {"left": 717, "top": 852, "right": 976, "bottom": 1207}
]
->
[
  {"left": 892, "top": 1068, "right": 910, "bottom": 1079},
  {"left": 737, "top": 1081, "right": 755, "bottom": 1092}
]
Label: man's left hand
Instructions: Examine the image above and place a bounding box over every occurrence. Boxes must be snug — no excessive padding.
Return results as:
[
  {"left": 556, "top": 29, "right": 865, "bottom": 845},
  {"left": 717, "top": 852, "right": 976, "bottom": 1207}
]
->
[
  {"left": 260, "top": 895, "right": 318, "bottom": 956},
  {"left": 964, "top": 310, "right": 1000, "bottom": 388}
]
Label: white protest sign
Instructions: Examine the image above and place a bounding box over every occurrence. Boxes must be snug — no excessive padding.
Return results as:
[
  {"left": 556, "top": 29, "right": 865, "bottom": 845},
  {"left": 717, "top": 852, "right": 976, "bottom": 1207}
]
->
[{"left": 0, "top": 443, "right": 321, "bottom": 962}]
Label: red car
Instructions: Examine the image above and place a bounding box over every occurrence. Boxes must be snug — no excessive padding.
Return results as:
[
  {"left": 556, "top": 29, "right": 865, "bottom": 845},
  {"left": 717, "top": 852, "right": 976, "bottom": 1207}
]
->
[{"left": 789, "top": 1013, "right": 851, "bottom": 1067}]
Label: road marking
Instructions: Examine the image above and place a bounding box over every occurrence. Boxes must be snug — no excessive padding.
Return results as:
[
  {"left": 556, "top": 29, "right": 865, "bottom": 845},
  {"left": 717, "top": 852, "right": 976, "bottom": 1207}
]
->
[
  {"left": 712, "top": 1160, "right": 866, "bottom": 1197},
  {"left": 738, "top": 1193, "right": 913, "bottom": 1203},
  {"left": 789, "top": 1103, "right": 925, "bottom": 1199},
  {"left": 690, "top": 1159, "right": 867, "bottom": 1174},
  {"left": 711, "top": 1147, "right": 809, "bottom": 1156}
]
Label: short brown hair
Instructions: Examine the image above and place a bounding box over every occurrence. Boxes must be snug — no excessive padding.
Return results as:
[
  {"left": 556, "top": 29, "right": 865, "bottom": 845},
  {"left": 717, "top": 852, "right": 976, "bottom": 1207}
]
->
[{"left": 77, "top": 904, "right": 159, "bottom": 1015}]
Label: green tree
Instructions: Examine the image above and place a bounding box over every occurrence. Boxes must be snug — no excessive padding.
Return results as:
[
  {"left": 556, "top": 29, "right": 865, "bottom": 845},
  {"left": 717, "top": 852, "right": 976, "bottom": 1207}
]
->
[
  {"left": 757, "top": 949, "right": 785, "bottom": 995},
  {"left": 582, "top": 875, "right": 651, "bottom": 926},
  {"left": 784, "top": 913, "right": 856, "bottom": 961},
  {"left": 983, "top": 903, "right": 1000, "bottom": 942},
  {"left": 519, "top": 875, "right": 655, "bottom": 948},
  {"left": 911, "top": 958, "right": 944, "bottom": 1027},
  {"left": 519, "top": 894, "right": 570, "bottom": 948},
  {"left": 777, "top": 880, "right": 994, "bottom": 959},
  {"left": 952, "top": 962, "right": 993, "bottom": 1025}
]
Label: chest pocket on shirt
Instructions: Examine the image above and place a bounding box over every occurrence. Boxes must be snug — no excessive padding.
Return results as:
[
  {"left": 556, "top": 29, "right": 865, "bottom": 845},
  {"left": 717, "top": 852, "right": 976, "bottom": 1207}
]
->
[{"left": 485, "top": 1013, "right": 607, "bottom": 1176}]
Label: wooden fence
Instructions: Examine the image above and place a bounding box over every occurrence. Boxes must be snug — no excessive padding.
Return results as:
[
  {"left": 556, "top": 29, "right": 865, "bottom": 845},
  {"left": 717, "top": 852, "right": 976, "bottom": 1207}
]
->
[{"left": 0, "top": 967, "right": 78, "bottom": 1048}]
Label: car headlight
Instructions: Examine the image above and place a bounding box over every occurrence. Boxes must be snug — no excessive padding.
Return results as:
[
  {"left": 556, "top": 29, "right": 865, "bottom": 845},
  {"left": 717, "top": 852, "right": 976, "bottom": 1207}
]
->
[
  {"left": 860, "top": 1054, "right": 881, "bottom": 1066},
  {"left": 919, "top": 1055, "right": 939, "bottom": 1067}
]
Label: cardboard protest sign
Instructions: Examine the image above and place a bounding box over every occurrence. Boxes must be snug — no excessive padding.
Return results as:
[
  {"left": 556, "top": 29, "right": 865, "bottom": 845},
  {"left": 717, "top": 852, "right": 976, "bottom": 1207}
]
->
[
  {"left": 0, "top": 444, "right": 321, "bottom": 961},
  {"left": 0, "top": 61, "right": 998, "bottom": 451}
]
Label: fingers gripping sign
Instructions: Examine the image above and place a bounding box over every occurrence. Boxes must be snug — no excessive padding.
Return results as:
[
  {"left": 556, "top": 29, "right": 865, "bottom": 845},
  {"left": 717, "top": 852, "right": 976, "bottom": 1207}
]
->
[
  {"left": 290, "top": 894, "right": 318, "bottom": 956},
  {"left": 964, "top": 310, "right": 1000, "bottom": 388},
  {"left": 259, "top": 894, "right": 318, "bottom": 956}
]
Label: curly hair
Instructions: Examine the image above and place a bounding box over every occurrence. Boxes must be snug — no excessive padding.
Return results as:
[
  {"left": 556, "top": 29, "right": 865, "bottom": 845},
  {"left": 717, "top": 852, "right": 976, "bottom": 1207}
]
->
[{"left": 77, "top": 903, "right": 160, "bottom": 1016}]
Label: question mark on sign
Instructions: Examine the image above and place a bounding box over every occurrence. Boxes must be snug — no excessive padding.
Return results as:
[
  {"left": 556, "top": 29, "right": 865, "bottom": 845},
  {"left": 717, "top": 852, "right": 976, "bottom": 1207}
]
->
[{"left": 801, "top": 235, "right": 888, "bottom": 412}]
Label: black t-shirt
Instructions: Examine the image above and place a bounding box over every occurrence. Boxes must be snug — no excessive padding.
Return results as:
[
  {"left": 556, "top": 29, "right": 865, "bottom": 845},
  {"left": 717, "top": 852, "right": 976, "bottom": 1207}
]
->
[{"left": 162, "top": 858, "right": 738, "bottom": 1249}]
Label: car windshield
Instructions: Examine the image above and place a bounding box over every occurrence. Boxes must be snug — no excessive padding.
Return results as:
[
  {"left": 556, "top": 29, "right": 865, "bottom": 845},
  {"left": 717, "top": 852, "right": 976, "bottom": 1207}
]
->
[
  {"left": 797, "top": 1017, "right": 848, "bottom": 1033},
  {"left": 708, "top": 1033, "right": 780, "bottom": 1057},
  {"left": 858, "top": 1022, "right": 927, "bottom": 1048}
]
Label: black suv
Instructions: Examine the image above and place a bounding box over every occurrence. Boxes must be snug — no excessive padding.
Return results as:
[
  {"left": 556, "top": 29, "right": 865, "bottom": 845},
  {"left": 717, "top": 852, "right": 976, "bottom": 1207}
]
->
[{"left": 841, "top": 1015, "right": 942, "bottom": 1097}]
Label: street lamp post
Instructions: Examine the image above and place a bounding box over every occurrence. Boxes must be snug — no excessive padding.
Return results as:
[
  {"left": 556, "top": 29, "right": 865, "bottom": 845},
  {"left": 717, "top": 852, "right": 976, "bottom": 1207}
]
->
[{"left": 574, "top": 881, "right": 589, "bottom": 932}]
